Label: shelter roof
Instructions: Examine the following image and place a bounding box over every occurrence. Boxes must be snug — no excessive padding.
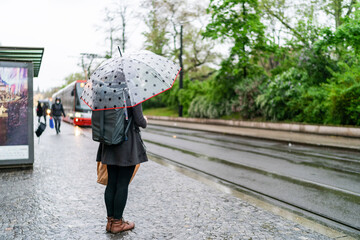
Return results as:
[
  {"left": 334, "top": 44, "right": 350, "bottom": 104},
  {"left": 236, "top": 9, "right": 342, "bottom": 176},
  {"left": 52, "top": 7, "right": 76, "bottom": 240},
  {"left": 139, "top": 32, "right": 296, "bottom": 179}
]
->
[{"left": 0, "top": 46, "right": 44, "bottom": 77}]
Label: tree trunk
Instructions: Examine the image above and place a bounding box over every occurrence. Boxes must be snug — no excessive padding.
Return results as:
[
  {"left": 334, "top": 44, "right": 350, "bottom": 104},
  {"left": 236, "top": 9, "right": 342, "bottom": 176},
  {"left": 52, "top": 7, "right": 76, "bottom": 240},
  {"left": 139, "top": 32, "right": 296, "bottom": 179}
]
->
[{"left": 334, "top": 0, "right": 343, "bottom": 28}]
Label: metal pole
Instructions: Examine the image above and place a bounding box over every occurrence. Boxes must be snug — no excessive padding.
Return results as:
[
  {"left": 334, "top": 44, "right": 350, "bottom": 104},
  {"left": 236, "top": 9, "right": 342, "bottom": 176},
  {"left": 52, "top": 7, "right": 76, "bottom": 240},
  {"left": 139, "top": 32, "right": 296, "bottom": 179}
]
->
[{"left": 178, "top": 25, "right": 183, "bottom": 117}]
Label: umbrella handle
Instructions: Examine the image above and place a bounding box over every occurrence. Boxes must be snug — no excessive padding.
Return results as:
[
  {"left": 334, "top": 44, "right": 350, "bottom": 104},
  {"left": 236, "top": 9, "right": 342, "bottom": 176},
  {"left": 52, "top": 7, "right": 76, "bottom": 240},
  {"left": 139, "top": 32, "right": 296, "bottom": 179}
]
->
[
  {"left": 117, "top": 46, "right": 122, "bottom": 57},
  {"left": 122, "top": 91, "right": 128, "bottom": 120}
]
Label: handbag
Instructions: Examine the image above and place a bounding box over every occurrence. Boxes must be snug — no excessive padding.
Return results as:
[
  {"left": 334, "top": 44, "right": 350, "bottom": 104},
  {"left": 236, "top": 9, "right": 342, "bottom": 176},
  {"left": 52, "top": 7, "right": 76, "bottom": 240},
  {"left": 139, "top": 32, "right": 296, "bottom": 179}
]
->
[
  {"left": 130, "top": 164, "right": 140, "bottom": 184},
  {"left": 49, "top": 117, "right": 54, "bottom": 129},
  {"left": 97, "top": 162, "right": 140, "bottom": 186},
  {"left": 97, "top": 162, "right": 108, "bottom": 185},
  {"left": 35, "top": 122, "right": 46, "bottom": 137}
]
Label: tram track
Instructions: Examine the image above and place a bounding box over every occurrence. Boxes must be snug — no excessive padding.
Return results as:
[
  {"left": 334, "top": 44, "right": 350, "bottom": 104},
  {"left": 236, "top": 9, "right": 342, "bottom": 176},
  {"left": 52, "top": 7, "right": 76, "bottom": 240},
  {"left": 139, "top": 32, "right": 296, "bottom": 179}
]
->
[
  {"left": 145, "top": 128, "right": 360, "bottom": 175},
  {"left": 147, "top": 151, "right": 360, "bottom": 235},
  {"left": 145, "top": 144, "right": 360, "bottom": 235},
  {"left": 144, "top": 139, "right": 360, "bottom": 197},
  {"left": 141, "top": 126, "right": 360, "bottom": 235}
]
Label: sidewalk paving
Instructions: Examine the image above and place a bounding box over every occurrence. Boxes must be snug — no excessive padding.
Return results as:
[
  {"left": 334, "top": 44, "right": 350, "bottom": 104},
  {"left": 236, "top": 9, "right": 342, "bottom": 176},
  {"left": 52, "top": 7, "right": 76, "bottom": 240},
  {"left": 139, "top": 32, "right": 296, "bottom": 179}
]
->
[{"left": 0, "top": 123, "right": 354, "bottom": 239}]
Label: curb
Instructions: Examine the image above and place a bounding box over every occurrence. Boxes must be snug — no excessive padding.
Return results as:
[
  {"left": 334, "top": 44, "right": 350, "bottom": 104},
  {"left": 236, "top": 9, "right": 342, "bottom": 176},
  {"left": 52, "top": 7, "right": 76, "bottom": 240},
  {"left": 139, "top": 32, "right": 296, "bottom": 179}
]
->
[
  {"left": 147, "top": 116, "right": 360, "bottom": 138},
  {"left": 147, "top": 118, "right": 360, "bottom": 150}
]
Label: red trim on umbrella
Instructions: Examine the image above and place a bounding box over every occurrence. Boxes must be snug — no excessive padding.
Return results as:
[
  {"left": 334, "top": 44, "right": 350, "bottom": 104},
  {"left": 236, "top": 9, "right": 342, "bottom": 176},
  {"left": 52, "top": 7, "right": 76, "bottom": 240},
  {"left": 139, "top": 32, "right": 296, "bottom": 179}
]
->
[{"left": 81, "top": 68, "right": 182, "bottom": 111}]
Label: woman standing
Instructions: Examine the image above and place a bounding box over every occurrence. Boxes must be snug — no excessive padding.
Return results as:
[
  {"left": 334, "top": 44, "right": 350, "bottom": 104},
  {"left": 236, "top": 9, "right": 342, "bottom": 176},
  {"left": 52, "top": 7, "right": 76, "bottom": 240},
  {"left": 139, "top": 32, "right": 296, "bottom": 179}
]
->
[{"left": 96, "top": 104, "right": 148, "bottom": 234}]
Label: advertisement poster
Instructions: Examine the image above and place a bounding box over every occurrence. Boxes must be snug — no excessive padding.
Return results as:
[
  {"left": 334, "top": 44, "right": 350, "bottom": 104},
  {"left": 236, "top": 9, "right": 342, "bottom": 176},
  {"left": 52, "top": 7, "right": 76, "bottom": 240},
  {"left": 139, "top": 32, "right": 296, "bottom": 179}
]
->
[{"left": 0, "top": 61, "right": 33, "bottom": 164}]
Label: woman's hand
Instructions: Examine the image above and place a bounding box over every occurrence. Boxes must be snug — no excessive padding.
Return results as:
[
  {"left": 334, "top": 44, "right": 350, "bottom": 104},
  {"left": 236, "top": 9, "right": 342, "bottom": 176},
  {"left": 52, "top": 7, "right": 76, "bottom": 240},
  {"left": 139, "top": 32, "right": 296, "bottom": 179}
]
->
[{"left": 144, "top": 116, "right": 148, "bottom": 124}]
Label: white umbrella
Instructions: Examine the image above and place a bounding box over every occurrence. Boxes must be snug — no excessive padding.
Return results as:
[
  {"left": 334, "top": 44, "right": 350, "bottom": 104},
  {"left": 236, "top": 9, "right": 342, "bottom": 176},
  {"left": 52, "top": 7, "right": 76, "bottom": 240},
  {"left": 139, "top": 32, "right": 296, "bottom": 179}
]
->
[{"left": 80, "top": 50, "right": 181, "bottom": 111}]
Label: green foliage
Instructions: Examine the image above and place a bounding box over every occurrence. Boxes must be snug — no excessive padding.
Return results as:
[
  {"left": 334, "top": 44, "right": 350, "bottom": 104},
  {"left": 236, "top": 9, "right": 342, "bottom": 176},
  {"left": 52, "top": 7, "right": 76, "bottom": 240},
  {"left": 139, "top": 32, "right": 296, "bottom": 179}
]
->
[
  {"left": 293, "top": 86, "right": 328, "bottom": 124},
  {"left": 297, "top": 46, "right": 337, "bottom": 85},
  {"left": 142, "top": 80, "right": 180, "bottom": 110},
  {"left": 139, "top": 1, "right": 360, "bottom": 126},
  {"left": 232, "top": 75, "right": 266, "bottom": 119},
  {"left": 142, "top": 1, "right": 169, "bottom": 56},
  {"left": 317, "top": 8, "right": 360, "bottom": 56},
  {"left": 178, "top": 77, "right": 212, "bottom": 116},
  {"left": 325, "top": 61, "right": 360, "bottom": 125},
  {"left": 188, "top": 95, "right": 232, "bottom": 118},
  {"left": 63, "top": 72, "right": 86, "bottom": 87},
  {"left": 256, "top": 61, "right": 360, "bottom": 125},
  {"left": 143, "top": 107, "right": 178, "bottom": 117},
  {"left": 203, "top": 0, "right": 266, "bottom": 102},
  {"left": 256, "top": 67, "right": 308, "bottom": 121}
]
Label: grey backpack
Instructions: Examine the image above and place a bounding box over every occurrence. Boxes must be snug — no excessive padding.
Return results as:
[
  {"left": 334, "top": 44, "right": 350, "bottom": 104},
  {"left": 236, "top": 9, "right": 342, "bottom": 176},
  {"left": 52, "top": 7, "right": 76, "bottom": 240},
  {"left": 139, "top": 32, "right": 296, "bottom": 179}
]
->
[{"left": 91, "top": 108, "right": 132, "bottom": 145}]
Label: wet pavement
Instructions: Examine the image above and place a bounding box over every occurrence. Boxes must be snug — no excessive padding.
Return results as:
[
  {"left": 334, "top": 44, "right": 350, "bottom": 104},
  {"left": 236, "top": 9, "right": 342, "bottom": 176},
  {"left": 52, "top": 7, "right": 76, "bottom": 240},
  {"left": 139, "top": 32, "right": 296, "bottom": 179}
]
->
[
  {"left": 139, "top": 125, "right": 360, "bottom": 234},
  {"left": 0, "top": 122, "right": 356, "bottom": 239}
]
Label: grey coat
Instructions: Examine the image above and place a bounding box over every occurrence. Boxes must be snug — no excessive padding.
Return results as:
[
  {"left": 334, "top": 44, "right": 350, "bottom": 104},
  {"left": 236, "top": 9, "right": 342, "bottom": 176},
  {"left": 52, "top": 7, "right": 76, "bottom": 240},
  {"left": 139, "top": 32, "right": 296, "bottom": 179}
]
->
[{"left": 96, "top": 104, "right": 148, "bottom": 166}]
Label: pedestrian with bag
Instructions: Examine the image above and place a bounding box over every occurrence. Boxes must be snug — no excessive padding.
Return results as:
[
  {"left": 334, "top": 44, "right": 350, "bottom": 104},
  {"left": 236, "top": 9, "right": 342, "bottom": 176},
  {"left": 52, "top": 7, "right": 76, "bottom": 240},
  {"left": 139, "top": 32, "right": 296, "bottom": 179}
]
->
[
  {"left": 36, "top": 101, "right": 43, "bottom": 123},
  {"left": 80, "top": 48, "right": 180, "bottom": 234},
  {"left": 51, "top": 97, "right": 66, "bottom": 134},
  {"left": 42, "top": 102, "right": 48, "bottom": 124}
]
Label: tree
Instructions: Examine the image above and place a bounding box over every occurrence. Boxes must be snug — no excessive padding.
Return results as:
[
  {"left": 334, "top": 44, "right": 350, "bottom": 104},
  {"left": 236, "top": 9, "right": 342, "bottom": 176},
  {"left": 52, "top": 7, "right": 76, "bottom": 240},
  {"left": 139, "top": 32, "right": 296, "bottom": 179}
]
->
[
  {"left": 321, "top": 0, "right": 357, "bottom": 28},
  {"left": 63, "top": 72, "right": 86, "bottom": 86},
  {"left": 100, "top": 3, "right": 130, "bottom": 58},
  {"left": 260, "top": 0, "right": 319, "bottom": 47},
  {"left": 102, "top": 7, "right": 119, "bottom": 58},
  {"left": 142, "top": 0, "right": 218, "bottom": 75},
  {"left": 142, "top": 0, "right": 169, "bottom": 56},
  {"left": 115, "top": 3, "right": 128, "bottom": 54},
  {"left": 78, "top": 53, "right": 103, "bottom": 79},
  {"left": 203, "top": 0, "right": 266, "bottom": 101}
]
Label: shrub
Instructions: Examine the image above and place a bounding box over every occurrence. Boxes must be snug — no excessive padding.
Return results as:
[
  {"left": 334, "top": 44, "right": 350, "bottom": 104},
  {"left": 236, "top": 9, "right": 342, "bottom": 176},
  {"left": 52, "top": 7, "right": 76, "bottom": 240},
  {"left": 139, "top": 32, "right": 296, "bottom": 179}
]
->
[
  {"left": 188, "top": 95, "right": 232, "bottom": 118},
  {"left": 325, "top": 61, "right": 360, "bottom": 125},
  {"left": 256, "top": 67, "right": 308, "bottom": 121},
  {"left": 293, "top": 86, "right": 328, "bottom": 124},
  {"left": 178, "top": 77, "right": 213, "bottom": 116},
  {"left": 232, "top": 75, "right": 266, "bottom": 119}
]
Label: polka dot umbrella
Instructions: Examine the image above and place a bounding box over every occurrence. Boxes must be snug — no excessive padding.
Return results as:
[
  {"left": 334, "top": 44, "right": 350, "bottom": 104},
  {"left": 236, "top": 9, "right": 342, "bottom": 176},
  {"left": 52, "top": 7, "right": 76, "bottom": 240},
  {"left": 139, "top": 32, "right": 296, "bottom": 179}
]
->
[{"left": 80, "top": 50, "right": 181, "bottom": 111}]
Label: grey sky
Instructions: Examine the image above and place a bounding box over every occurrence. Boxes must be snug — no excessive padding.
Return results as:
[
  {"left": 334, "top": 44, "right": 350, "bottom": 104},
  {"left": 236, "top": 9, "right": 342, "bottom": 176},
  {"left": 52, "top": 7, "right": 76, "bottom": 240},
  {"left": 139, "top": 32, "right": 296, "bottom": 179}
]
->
[{"left": 0, "top": 0, "right": 146, "bottom": 91}]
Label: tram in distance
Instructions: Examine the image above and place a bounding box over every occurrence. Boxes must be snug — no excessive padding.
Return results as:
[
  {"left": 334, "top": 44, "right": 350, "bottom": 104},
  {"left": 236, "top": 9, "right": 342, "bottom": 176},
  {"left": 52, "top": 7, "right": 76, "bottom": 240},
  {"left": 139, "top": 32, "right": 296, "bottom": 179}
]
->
[{"left": 52, "top": 80, "right": 91, "bottom": 126}]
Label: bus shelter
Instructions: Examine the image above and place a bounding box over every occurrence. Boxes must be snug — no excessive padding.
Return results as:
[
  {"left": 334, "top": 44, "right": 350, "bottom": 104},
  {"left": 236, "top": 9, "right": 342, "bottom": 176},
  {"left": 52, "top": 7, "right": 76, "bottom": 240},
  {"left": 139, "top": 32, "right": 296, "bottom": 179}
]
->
[{"left": 0, "top": 46, "right": 44, "bottom": 168}]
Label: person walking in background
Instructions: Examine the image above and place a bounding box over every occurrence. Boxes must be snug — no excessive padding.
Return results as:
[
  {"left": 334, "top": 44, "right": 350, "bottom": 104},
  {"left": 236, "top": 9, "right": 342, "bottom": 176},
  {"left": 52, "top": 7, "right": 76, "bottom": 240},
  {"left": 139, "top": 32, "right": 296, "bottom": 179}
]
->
[
  {"left": 96, "top": 104, "right": 148, "bottom": 234},
  {"left": 51, "top": 97, "right": 65, "bottom": 134},
  {"left": 42, "top": 102, "right": 48, "bottom": 124},
  {"left": 36, "top": 102, "right": 43, "bottom": 123}
]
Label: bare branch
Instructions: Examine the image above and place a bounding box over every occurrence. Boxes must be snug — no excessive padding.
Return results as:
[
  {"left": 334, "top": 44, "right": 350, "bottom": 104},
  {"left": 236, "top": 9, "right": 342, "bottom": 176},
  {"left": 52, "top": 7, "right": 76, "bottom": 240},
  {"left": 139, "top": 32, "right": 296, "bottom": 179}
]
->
[
  {"left": 345, "top": 0, "right": 357, "bottom": 17},
  {"left": 262, "top": 3, "right": 308, "bottom": 46}
]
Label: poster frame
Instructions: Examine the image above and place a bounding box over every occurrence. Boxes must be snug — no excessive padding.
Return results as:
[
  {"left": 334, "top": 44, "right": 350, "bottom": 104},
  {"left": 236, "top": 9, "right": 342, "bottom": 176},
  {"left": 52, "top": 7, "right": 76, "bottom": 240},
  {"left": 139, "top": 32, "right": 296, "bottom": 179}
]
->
[{"left": 0, "top": 60, "right": 34, "bottom": 168}]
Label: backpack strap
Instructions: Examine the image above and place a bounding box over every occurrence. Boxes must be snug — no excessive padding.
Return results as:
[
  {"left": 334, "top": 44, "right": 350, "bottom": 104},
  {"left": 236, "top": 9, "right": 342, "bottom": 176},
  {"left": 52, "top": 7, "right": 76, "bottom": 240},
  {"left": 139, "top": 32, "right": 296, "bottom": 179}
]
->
[
  {"left": 124, "top": 116, "right": 132, "bottom": 141},
  {"left": 99, "top": 110, "right": 105, "bottom": 141}
]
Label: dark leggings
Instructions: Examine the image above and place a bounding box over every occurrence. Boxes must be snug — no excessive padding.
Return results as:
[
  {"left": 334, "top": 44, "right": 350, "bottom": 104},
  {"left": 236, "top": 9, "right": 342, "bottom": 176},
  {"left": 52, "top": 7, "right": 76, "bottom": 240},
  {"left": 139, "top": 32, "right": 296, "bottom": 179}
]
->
[{"left": 105, "top": 165, "right": 135, "bottom": 219}]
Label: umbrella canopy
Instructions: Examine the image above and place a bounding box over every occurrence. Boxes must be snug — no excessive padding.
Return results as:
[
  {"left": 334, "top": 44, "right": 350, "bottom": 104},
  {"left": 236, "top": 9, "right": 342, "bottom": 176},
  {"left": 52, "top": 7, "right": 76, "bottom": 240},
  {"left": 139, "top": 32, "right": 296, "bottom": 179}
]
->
[{"left": 80, "top": 51, "right": 181, "bottom": 111}]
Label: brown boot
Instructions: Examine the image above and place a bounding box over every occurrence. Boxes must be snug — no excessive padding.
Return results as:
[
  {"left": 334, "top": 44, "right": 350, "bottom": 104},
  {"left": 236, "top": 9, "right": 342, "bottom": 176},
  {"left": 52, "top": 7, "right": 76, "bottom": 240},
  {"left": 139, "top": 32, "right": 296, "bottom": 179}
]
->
[
  {"left": 106, "top": 217, "right": 114, "bottom": 232},
  {"left": 110, "top": 218, "right": 135, "bottom": 234}
]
